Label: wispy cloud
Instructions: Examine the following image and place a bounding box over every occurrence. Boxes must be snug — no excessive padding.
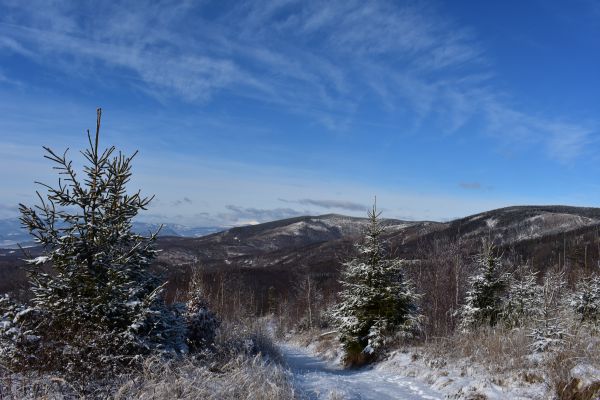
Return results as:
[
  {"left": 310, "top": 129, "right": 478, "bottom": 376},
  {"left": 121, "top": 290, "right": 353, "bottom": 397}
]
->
[
  {"left": 0, "top": 0, "right": 595, "bottom": 163},
  {"left": 172, "top": 197, "right": 193, "bottom": 206},
  {"left": 0, "top": 67, "right": 21, "bottom": 86},
  {"left": 483, "top": 101, "right": 596, "bottom": 163},
  {"left": 219, "top": 205, "right": 305, "bottom": 225},
  {"left": 279, "top": 197, "right": 366, "bottom": 212}
]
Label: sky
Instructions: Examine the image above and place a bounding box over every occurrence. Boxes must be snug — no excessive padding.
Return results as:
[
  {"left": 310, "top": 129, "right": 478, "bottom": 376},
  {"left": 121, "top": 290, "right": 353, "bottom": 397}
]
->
[{"left": 0, "top": 0, "right": 599, "bottom": 227}]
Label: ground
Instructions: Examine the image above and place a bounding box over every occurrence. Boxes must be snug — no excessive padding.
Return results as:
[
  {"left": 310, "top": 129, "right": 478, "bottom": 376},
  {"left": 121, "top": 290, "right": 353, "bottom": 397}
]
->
[{"left": 281, "top": 343, "right": 444, "bottom": 399}]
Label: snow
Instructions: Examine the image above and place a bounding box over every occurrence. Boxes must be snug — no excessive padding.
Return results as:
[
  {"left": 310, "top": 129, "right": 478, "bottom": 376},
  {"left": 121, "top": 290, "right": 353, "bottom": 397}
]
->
[
  {"left": 381, "top": 350, "right": 547, "bottom": 400},
  {"left": 13, "top": 308, "right": 34, "bottom": 322},
  {"left": 25, "top": 256, "right": 50, "bottom": 265},
  {"left": 486, "top": 218, "right": 498, "bottom": 228},
  {"left": 571, "top": 363, "right": 600, "bottom": 388},
  {"left": 280, "top": 344, "right": 443, "bottom": 399},
  {"left": 279, "top": 336, "right": 549, "bottom": 400}
]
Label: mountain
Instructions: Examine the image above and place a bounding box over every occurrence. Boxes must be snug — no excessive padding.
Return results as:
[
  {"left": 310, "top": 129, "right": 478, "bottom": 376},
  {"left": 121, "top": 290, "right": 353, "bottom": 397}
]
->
[
  {"left": 150, "top": 206, "right": 600, "bottom": 294},
  {"left": 3, "top": 206, "right": 600, "bottom": 296},
  {"left": 154, "top": 213, "right": 423, "bottom": 268},
  {"left": 155, "top": 206, "right": 600, "bottom": 271},
  {"left": 131, "top": 222, "right": 224, "bottom": 238},
  {"left": 0, "top": 218, "right": 225, "bottom": 248},
  {"left": 0, "top": 218, "right": 32, "bottom": 248}
]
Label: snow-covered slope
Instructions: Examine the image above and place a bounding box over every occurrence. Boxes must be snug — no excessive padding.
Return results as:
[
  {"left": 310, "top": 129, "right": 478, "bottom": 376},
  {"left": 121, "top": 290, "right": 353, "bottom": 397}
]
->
[{"left": 458, "top": 207, "right": 600, "bottom": 244}]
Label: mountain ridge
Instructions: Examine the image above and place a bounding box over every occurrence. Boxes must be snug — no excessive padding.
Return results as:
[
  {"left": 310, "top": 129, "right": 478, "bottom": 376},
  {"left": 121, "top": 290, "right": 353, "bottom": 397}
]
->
[{"left": 3, "top": 205, "right": 600, "bottom": 295}]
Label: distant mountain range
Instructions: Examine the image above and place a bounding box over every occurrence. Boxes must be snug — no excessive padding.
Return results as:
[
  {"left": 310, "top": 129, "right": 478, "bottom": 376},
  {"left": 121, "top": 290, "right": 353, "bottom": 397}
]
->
[
  {"left": 0, "top": 218, "right": 224, "bottom": 248},
  {"left": 151, "top": 205, "right": 600, "bottom": 276},
  {"left": 3, "top": 206, "right": 600, "bottom": 295}
]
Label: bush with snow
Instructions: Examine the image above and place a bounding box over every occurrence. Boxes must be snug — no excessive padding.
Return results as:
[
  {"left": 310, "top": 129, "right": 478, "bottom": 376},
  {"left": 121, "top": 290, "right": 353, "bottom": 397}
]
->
[
  {"left": 570, "top": 274, "right": 600, "bottom": 324},
  {"left": 331, "top": 203, "right": 421, "bottom": 365},
  {"left": 1, "top": 319, "right": 293, "bottom": 399},
  {"left": 0, "top": 295, "right": 36, "bottom": 366}
]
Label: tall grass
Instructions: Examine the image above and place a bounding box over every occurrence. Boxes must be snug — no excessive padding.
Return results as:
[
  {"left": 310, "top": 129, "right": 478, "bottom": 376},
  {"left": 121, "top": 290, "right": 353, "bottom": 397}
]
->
[
  {"left": 0, "top": 319, "right": 297, "bottom": 399},
  {"left": 424, "top": 322, "right": 600, "bottom": 399},
  {"left": 114, "top": 354, "right": 295, "bottom": 400}
]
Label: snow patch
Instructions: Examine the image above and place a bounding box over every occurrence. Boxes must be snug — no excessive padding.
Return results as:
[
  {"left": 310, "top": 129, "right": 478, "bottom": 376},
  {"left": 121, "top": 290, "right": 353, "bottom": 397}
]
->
[
  {"left": 25, "top": 256, "right": 50, "bottom": 265},
  {"left": 486, "top": 218, "right": 498, "bottom": 228}
]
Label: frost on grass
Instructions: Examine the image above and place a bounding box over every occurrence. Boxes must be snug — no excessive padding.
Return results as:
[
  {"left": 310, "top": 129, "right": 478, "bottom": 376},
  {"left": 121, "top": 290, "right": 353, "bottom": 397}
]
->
[
  {"left": 114, "top": 353, "right": 295, "bottom": 400},
  {"left": 1, "top": 319, "right": 294, "bottom": 399}
]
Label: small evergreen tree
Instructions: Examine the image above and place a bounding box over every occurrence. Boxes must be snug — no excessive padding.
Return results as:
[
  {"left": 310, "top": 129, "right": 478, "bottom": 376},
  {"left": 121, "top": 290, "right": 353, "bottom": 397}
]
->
[
  {"left": 5, "top": 109, "right": 188, "bottom": 379},
  {"left": 185, "top": 271, "right": 219, "bottom": 352},
  {"left": 501, "top": 267, "right": 542, "bottom": 328},
  {"left": 529, "top": 271, "right": 567, "bottom": 352},
  {"left": 458, "top": 243, "right": 508, "bottom": 331},
  {"left": 570, "top": 274, "right": 600, "bottom": 323},
  {"left": 332, "top": 202, "right": 421, "bottom": 366}
]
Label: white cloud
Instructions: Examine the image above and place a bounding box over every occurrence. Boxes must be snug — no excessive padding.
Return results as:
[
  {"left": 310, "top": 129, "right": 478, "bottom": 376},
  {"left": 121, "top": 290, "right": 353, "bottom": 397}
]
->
[
  {"left": 279, "top": 198, "right": 366, "bottom": 212},
  {"left": 0, "top": 0, "right": 596, "bottom": 166}
]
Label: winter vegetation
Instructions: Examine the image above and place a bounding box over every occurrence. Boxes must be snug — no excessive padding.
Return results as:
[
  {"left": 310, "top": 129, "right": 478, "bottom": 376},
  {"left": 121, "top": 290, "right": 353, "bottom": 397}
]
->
[
  {"left": 0, "top": 110, "right": 291, "bottom": 398},
  {"left": 331, "top": 202, "right": 421, "bottom": 366},
  {"left": 1, "top": 110, "right": 600, "bottom": 399}
]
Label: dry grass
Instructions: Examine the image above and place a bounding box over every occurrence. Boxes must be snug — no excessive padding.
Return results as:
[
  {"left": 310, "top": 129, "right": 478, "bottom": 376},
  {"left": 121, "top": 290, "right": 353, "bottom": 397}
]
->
[
  {"left": 424, "top": 322, "right": 600, "bottom": 399},
  {"left": 544, "top": 328, "right": 600, "bottom": 399},
  {"left": 1, "top": 354, "right": 296, "bottom": 400},
  {"left": 114, "top": 354, "right": 295, "bottom": 400},
  {"left": 0, "top": 371, "right": 83, "bottom": 399},
  {"left": 0, "top": 319, "right": 297, "bottom": 400},
  {"left": 427, "top": 326, "right": 532, "bottom": 374}
]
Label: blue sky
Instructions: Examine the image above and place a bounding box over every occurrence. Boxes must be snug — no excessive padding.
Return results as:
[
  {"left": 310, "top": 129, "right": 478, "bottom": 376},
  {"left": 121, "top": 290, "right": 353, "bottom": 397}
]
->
[{"left": 0, "top": 0, "right": 599, "bottom": 226}]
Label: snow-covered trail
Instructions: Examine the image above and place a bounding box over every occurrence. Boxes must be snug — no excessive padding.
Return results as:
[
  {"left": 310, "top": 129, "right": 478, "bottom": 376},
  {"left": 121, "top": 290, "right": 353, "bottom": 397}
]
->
[{"left": 281, "top": 344, "right": 443, "bottom": 400}]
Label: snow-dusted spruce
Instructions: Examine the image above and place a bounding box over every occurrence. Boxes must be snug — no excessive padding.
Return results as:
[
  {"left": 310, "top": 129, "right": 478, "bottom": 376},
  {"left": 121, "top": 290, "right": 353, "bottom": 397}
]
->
[
  {"left": 3, "top": 109, "right": 202, "bottom": 379},
  {"left": 185, "top": 272, "right": 219, "bottom": 352},
  {"left": 501, "top": 267, "right": 542, "bottom": 328},
  {"left": 570, "top": 274, "right": 600, "bottom": 324},
  {"left": 0, "top": 294, "right": 34, "bottom": 366},
  {"left": 458, "top": 244, "right": 509, "bottom": 332},
  {"left": 332, "top": 202, "right": 421, "bottom": 366},
  {"left": 529, "top": 271, "right": 568, "bottom": 352}
]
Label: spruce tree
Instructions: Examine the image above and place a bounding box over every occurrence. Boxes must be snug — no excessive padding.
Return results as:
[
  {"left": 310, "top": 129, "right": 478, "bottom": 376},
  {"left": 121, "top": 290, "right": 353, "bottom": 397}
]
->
[
  {"left": 501, "top": 268, "right": 542, "bottom": 328},
  {"left": 529, "top": 271, "right": 567, "bottom": 352},
  {"left": 459, "top": 243, "right": 508, "bottom": 331},
  {"left": 9, "top": 109, "right": 187, "bottom": 379},
  {"left": 332, "top": 202, "right": 421, "bottom": 366},
  {"left": 185, "top": 271, "right": 219, "bottom": 352},
  {"left": 570, "top": 274, "right": 600, "bottom": 323}
]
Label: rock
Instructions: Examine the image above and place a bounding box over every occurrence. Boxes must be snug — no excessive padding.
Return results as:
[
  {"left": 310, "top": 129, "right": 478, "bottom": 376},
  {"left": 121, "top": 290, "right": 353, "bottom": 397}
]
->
[{"left": 559, "top": 363, "right": 600, "bottom": 400}]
